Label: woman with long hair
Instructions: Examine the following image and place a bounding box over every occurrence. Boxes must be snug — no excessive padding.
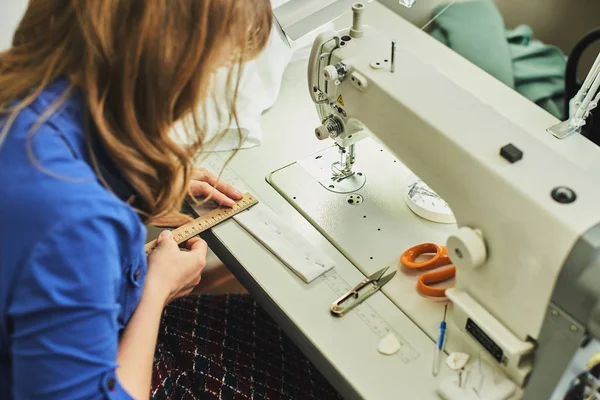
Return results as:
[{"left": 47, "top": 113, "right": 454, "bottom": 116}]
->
[{"left": 0, "top": 1, "right": 340, "bottom": 398}]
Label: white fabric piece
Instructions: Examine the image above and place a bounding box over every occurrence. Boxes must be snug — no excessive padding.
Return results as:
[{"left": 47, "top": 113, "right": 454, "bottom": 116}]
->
[
  {"left": 377, "top": 332, "right": 401, "bottom": 355},
  {"left": 171, "top": 0, "right": 334, "bottom": 152},
  {"left": 234, "top": 205, "right": 335, "bottom": 283}
]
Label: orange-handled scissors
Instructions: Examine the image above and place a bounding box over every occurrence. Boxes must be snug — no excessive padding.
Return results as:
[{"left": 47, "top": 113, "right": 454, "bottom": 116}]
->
[{"left": 400, "top": 243, "right": 456, "bottom": 298}]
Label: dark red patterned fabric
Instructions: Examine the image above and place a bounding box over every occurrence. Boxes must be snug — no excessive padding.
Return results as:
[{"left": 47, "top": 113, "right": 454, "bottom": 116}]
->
[{"left": 151, "top": 294, "right": 343, "bottom": 400}]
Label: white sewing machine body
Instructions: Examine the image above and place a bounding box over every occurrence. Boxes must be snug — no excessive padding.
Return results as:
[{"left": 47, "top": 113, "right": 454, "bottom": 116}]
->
[
  {"left": 311, "top": 23, "right": 600, "bottom": 338},
  {"left": 268, "top": 2, "right": 600, "bottom": 398}
]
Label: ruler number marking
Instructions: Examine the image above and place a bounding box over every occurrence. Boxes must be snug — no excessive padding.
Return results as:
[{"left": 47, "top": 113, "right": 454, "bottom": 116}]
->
[{"left": 144, "top": 192, "right": 258, "bottom": 256}]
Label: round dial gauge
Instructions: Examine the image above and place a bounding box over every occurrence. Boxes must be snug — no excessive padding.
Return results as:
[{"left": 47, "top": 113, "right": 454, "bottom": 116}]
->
[{"left": 404, "top": 173, "right": 455, "bottom": 224}]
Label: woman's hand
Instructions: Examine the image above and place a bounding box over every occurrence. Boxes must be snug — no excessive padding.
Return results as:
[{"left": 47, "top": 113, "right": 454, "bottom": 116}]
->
[
  {"left": 152, "top": 168, "right": 243, "bottom": 228},
  {"left": 118, "top": 231, "right": 207, "bottom": 399},
  {"left": 145, "top": 231, "right": 208, "bottom": 304},
  {"left": 189, "top": 168, "right": 243, "bottom": 207}
]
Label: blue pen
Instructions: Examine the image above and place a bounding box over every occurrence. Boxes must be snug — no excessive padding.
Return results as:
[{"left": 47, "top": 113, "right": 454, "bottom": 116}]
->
[{"left": 432, "top": 303, "right": 448, "bottom": 376}]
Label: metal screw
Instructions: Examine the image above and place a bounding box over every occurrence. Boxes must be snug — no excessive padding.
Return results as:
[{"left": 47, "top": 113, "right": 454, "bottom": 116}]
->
[
  {"left": 570, "top": 325, "right": 578, "bottom": 332},
  {"left": 551, "top": 310, "right": 559, "bottom": 317}
]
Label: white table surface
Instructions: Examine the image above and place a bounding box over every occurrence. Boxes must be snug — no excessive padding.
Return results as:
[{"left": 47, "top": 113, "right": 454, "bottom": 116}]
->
[{"left": 204, "top": 57, "right": 451, "bottom": 398}]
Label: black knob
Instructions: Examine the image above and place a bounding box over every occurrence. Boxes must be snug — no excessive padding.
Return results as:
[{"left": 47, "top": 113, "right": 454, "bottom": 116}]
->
[{"left": 551, "top": 187, "right": 576, "bottom": 204}]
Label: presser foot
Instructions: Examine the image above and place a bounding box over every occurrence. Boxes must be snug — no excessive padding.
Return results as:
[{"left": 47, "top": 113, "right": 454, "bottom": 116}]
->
[
  {"left": 331, "top": 161, "right": 356, "bottom": 182},
  {"left": 326, "top": 162, "right": 366, "bottom": 193},
  {"left": 331, "top": 143, "right": 359, "bottom": 182}
]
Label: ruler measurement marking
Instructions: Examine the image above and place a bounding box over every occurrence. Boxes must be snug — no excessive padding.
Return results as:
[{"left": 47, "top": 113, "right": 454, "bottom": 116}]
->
[
  {"left": 145, "top": 192, "right": 258, "bottom": 256},
  {"left": 321, "top": 269, "right": 420, "bottom": 363}
]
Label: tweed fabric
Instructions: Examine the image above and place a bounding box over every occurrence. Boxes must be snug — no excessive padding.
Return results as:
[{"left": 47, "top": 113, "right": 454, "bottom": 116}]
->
[{"left": 151, "top": 294, "right": 343, "bottom": 400}]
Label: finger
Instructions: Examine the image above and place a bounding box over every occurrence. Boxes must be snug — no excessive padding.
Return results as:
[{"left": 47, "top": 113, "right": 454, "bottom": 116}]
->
[
  {"left": 178, "top": 236, "right": 203, "bottom": 249},
  {"left": 191, "top": 169, "right": 243, "bottom": 201},
  {"left": 187, "top": 237, "right": 208, "bottom": 255},
  {"left": 189, "top": 181, "right": 236, "bottom": 207},
  {"left": 156, "top": 230, "right": 178, "bottom": 249},
  {"left": 191, "top": 168, "right": 209, "bottom": 181},
  {"left": 213, "top": 178, "right": 243, "bottom": 201},
  {"left": 184, "top": 237, "right": 203, "bottom": 250}
]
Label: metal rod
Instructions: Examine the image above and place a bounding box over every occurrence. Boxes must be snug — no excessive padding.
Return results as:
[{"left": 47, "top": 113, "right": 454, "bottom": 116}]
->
[
  {"left": 338, "top": 145, "right": 347, "bottom": 170},
  {"left": 347, "top": 144, "right": 356, "bottom": 168},
  {"left": 391, "top": 41, "right": 396, "bottom": 73}
]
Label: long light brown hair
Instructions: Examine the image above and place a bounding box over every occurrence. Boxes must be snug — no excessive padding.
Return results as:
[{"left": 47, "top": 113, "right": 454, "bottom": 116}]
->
[{"left": 0, "top": 0, "right": 272, "bottom": 222}]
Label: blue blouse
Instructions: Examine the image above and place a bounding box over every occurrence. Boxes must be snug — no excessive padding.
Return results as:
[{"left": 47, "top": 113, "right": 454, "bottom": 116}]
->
[{"left": 0, "top": 78, "right": 147, "bottom": 399}]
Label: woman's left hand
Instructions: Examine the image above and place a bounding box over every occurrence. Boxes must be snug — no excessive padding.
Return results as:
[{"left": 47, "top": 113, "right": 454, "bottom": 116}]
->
[
  {"left": 152, "top": 168, "right": 243, "bottom": 227},
  {"left": 189, "top": 168, "right": 243, "bottom": 207}
]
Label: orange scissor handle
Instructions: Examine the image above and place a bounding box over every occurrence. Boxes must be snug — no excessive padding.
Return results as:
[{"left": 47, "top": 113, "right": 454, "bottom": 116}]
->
[
  {"left": 417, "top": 265, "right": 456, "bottom": 298},
  {"left": 400, "top": 243, "right": 451, "bottom": 270}
]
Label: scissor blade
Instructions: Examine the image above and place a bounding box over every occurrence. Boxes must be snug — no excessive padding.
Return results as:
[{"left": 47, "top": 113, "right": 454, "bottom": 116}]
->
[
  {"left": 375, "top": 270, "right": 397, "bottom": 288},
  {"left": 368, "top": 266, "right": 390, "bottom": 282}
]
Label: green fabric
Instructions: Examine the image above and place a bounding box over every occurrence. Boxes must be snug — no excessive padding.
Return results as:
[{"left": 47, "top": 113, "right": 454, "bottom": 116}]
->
[
  {"left": 430, "top": 0, "right": 515, "bottom": 87},
  {"left": 430, "top": 0, "right": 566, "bottom": 119}
]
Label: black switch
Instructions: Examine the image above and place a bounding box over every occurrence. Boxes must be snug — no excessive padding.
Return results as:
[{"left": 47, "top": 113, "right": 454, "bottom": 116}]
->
[{"left": 500, "top": 144, "right": 523, "bottom": 163}]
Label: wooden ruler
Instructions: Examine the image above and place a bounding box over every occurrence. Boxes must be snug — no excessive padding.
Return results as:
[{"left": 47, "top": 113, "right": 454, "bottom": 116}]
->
[{"left": 145, "top": 192, "right": 258, "bottom": 256}]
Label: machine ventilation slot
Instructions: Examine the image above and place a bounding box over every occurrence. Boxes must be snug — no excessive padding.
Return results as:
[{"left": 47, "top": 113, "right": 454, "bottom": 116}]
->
[{"left": 466, "top": 318, "right": 504, "bottom": 363}]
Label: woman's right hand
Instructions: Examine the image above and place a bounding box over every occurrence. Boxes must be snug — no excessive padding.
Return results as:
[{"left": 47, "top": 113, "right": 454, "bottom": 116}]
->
[{"left": 146, "top": 230, "right": 207, "bottom": 304}]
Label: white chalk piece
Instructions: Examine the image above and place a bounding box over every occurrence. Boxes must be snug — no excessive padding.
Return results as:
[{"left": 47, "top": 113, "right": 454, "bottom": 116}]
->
[
  {"left": 378, "top": 332, "right": 401, "bottom": 355},
  {"left": 446, "top": 352, "right": 470, "bottom": 371}
]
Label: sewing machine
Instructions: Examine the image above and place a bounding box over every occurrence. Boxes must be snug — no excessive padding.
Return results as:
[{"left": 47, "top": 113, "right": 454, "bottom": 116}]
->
[{"left": 267, "top": 2, "right": 600, "bottom": 399}]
